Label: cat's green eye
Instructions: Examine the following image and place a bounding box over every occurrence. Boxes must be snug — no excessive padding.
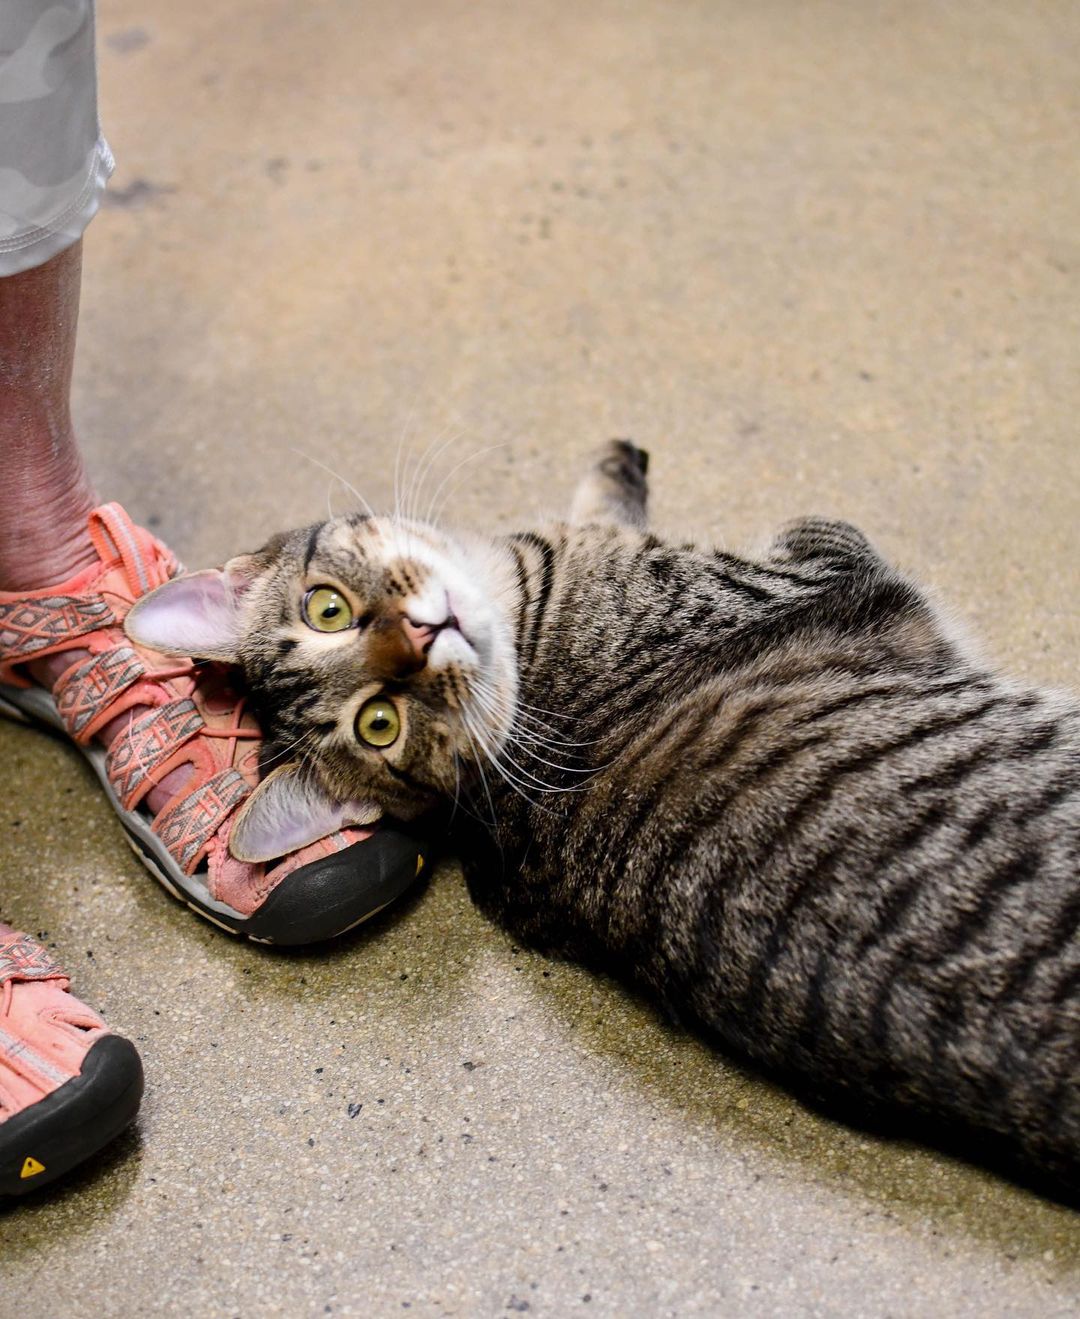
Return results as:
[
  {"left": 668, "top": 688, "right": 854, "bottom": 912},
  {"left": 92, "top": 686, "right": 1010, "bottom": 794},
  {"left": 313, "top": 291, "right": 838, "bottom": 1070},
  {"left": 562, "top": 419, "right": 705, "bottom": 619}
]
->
[
  {"left": 356, "top": 696, "right": 401, "bottom": 749},
  {"left": 303, "top": 586, "right": 353, "bottom": 633}
]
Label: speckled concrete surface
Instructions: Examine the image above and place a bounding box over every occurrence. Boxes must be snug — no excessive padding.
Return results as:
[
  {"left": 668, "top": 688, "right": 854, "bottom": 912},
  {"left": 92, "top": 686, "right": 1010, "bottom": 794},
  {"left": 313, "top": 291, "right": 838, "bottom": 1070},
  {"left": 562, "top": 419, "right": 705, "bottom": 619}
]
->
[{"left": 2, "top": 0, "right": 1079, "bottom": 1314}]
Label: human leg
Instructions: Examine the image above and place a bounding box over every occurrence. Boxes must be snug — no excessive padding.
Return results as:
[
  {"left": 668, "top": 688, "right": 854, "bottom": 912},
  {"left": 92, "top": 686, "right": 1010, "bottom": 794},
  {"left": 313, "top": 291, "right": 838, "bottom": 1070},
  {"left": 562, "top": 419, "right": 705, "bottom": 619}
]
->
[
  {"left": 0, "top": 1, "right": 144, "bottom": 1194},
  {"left": 0, "top": 240, "right": 98, "bottom": 591}
]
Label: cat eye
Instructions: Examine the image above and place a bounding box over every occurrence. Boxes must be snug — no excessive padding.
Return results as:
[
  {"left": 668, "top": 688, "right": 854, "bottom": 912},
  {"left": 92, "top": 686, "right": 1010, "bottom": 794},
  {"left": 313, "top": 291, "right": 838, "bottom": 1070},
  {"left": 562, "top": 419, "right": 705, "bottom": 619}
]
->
[
  {"left": 303, "top": 586, "right": 353, "bottom": 633},
  {"left": 356, "top": 696, "right": 401, "bottom": 748}
]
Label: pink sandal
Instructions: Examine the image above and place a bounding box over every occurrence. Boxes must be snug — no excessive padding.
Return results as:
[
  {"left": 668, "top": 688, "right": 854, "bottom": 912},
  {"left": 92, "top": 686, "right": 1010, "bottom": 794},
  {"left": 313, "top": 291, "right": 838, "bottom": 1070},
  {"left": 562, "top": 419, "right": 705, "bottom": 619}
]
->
[
  {"left": 0, "top": 504, "right": 429, "bottom": 944},
  {"left": 0, "top": 928, "right": 143, "bottom": 1196}
]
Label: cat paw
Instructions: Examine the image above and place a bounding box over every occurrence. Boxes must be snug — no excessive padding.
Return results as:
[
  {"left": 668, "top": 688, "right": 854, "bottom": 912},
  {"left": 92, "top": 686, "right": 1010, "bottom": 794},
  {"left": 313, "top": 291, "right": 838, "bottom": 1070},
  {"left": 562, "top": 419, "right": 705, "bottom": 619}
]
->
[
  {"left": 598, "top": 438, "right": 649, "bottom": 489},
  {"left": 570, "top": 440, "right": 651, "bottom": 530}
]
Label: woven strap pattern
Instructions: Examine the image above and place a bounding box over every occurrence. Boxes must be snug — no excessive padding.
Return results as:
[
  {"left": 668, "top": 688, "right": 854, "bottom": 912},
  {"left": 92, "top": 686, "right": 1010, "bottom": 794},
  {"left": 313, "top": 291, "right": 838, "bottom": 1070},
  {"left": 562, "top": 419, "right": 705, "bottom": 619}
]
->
[
  {"left": 0, "top": 595, "right": 116, "bottom": 663},
  {"left": 90, "top": 502, "right": 182, "bottom": 594},
  {"left": 105, "top": 699, "right": 204, "bottom": 809},
  {"left": 0, "top": 934, "right": 66, "bottom": 985},
  {"left": 152, "top": 769, "right": 250, "bottom": 874},
  {"left": 54, "top": 645, "right": 147, "bottom": 743}
]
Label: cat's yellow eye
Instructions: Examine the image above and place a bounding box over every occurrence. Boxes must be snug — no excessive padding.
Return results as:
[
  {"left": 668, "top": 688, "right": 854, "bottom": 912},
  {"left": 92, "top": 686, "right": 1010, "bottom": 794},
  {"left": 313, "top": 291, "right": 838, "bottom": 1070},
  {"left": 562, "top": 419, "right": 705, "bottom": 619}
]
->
[
  {"left": 356, "top": 696, "right": 401, "bottom": 748},
  {"left": 303, "top": 586, "right": 353, "bottom": 633}
]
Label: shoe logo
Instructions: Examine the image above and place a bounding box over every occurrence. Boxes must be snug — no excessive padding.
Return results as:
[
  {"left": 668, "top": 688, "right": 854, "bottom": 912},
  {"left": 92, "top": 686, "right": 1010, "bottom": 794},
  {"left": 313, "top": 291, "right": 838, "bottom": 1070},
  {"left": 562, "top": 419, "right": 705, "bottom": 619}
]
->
[{"left": 20, "top": 1156, "right": 46, "bottom": 1179}]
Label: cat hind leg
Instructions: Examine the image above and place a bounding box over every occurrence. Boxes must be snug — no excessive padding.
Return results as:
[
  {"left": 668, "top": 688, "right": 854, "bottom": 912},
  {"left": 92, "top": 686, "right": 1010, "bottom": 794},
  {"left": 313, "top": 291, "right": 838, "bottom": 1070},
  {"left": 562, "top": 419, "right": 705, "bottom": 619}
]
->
[{"left": 768, "top": 516, "right": 880, "bottom": 569}]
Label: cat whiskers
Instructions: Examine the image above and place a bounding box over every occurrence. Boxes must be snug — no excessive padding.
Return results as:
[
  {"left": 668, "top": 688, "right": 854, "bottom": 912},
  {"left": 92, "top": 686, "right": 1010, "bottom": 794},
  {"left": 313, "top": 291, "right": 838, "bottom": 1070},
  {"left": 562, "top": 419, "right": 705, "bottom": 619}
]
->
[
  {"left": 392, "top": 428, "right": 510, "bottom": 571},
  {"left": 447, "top": 743, "right": 501, "bottom": 835},
  {"left": 470, "top": 673, "right": 604, "bottom": 753},
  {"left": 458, "top": 688, "right": 600, "bottom": 814},
  {"left": 406, "top": 425, "right": 466, "bottom": 524},
  {"left": 394, "top": 421, "right": 465, "bottom": 559},
  {"left": 468, "top": 677, "right": 571, "bottom": 752},
  {"left": 289, "top": 449, "right": 379, "bottom": 522},
  {"left": 490, "top": 688, "right": 585, "bottom": 729},
  {"left": 456, "top": 709, "right": 503, "bottom": 829},
  {"left": 469, "top": 686, "right": 608, "bottom": 785},
  {"left": 391, "top": 407, "right": 417, "bottom": 526},
  {"left": 458, "top": 703, "right": 563, "bottom": 814},
  {"left": 423, "top": 442, "right": 507, "bottom": 529},
  {"left": 257, "top": 724, "right": 322, "bottom": 771}
]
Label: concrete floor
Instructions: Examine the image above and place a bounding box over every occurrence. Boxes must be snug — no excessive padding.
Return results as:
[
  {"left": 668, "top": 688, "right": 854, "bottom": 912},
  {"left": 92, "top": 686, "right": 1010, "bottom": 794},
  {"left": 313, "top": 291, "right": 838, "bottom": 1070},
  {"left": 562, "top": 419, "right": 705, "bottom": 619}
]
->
[{"left": 2, "top": 0, "right": 1079, "bottom": 1313}]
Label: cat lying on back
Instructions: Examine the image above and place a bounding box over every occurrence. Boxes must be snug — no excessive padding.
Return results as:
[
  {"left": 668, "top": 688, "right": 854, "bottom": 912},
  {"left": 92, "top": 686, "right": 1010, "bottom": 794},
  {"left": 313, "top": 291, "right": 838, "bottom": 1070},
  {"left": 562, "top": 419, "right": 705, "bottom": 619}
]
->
[{"left": 127, "top": 441, "right": 1080, "bottom": 1198}]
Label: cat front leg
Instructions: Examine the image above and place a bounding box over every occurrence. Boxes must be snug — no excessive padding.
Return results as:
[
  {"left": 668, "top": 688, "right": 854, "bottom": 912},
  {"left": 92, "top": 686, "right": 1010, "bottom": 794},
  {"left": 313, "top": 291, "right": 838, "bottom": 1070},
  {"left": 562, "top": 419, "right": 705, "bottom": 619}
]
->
[{"left": 569, "top": 439, "right": 650, "bottom": 530}]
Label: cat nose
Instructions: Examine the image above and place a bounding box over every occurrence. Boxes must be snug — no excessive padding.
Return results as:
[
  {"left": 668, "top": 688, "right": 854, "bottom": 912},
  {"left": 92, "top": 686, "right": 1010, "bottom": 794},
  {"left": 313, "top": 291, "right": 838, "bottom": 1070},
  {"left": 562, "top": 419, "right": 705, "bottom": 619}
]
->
[{"left": 401, "top": 614, "right": 455, "bottom": 660}]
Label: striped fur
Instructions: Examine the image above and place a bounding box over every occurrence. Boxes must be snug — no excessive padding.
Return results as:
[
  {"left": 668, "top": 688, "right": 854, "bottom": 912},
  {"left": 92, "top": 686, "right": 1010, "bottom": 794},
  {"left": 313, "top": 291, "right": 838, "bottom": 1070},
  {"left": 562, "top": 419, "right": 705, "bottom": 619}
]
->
[{"left": 226, "top": 442, "right": 1080, "bottom": 1195}]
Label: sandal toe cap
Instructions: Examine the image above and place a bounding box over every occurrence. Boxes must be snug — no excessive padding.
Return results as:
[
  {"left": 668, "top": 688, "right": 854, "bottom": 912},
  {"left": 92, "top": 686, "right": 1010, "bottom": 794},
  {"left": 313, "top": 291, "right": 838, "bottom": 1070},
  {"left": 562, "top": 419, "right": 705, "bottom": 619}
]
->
[
  {"left": 0, "top": 1033, "right": 144, "bottom": 1197},
  {"left": 242, "top": 828, "right": 432, "bottom": 946}
]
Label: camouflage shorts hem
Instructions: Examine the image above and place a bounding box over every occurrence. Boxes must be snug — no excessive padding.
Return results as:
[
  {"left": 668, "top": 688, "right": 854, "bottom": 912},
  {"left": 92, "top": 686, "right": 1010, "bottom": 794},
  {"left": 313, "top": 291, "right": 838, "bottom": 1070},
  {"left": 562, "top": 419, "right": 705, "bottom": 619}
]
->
[{"left": 0, "top": 132, "right": 113, "bottom": 277}]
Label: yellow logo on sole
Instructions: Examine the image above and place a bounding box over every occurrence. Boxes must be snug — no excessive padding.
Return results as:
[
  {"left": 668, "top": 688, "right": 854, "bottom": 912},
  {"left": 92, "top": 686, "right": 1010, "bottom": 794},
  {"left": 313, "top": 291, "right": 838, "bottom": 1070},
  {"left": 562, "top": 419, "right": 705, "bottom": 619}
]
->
[
  {"left": 20, "top": 1156, "right": 46, "bottom": 1179},
  {"left": 415, "top": 854, "right": 424, "bottom": 876}
]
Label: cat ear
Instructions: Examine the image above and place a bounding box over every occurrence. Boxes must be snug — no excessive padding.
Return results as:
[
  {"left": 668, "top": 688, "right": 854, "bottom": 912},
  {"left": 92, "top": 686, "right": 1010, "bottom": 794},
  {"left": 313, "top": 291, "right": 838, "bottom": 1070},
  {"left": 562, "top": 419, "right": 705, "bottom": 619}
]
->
[
  {"left": 124, "top": 560, "right": 256, "bottom": 660},
  {"left": 228, "top": 763, "right": 383, "bottom": 863}
]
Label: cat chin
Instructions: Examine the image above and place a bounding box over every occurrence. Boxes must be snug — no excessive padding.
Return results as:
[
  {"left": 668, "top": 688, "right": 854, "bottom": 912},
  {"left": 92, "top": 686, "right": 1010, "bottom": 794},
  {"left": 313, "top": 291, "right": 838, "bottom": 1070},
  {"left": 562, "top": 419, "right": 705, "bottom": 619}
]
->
[{"left": 428, "top": 626, "right": 476, "bottom": 669}]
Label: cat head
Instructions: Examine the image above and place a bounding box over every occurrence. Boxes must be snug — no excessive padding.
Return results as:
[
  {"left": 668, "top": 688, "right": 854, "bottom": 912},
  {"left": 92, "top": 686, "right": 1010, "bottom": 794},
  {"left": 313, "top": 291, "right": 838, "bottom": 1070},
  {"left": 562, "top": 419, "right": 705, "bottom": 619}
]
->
[{"left": 125, "top": 514, "right": 518, "bottom": 861}]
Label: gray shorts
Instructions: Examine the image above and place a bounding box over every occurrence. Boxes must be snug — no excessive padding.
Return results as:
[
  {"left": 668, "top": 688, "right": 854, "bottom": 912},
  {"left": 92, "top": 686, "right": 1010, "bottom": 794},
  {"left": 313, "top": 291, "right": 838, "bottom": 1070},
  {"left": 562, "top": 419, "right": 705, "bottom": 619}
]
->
[{"left": 0, "top": 0, "right": 112, "bottom": 277}]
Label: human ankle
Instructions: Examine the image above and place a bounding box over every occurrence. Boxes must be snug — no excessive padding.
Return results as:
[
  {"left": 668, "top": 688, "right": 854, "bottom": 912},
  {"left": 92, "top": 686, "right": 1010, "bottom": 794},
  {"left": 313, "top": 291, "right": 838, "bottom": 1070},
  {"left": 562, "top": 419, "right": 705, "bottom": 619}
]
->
[{"left": 0, "top": 437, "right": 98, "bottom": 591}]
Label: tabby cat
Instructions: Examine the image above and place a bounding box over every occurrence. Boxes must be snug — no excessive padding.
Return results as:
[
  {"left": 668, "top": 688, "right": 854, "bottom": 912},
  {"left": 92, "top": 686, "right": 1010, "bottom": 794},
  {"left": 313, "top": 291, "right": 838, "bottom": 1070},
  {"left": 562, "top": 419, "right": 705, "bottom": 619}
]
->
[{"left": 127, "top": 442, "right": 1080, "bottom": 1197}]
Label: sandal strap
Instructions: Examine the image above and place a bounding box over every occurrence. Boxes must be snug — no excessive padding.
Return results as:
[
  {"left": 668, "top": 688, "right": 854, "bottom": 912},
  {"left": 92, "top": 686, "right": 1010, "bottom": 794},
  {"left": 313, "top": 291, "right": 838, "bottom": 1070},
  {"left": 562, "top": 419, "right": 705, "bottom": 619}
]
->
[
  {"left": 105, "top": 699, "right": 205, "bottom": 810},
  {"left": 0, "top": 594, "right": 117, "bottom": 666},
  {"left": 54, "top": 645, "right": 147, "bottom": 744},
  {"left": 152, "top": 768, "right": 250, "bottom": 875},
  {"left": 89, "top": 502, "right": 180, "bottom": 596},
  {"left": 0, "top": 505, "right": 180, "bottom": 685},
  {"left": 0, "top": 934, "right": 66, "bottom": 985}
]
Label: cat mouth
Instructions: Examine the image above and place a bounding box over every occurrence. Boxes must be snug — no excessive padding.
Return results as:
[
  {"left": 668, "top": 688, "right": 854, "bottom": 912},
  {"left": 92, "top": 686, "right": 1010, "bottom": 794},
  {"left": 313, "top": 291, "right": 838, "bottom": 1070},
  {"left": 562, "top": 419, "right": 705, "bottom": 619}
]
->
[
  {"left": 445, "top": 593, "right": 473, "bottom": 646},
  {"left": 438, "top": 612, "right": 469, "bottom": 647},
  {"left": 434, "top": 598, "right": 478, "bottom": 658},
  {"left": 427, "top": 621, "right": 474, "bottom": 669}
]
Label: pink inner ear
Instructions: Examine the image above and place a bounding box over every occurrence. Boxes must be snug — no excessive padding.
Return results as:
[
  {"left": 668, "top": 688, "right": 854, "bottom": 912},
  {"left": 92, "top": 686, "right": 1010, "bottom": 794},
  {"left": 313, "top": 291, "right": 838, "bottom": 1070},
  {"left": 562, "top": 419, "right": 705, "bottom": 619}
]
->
[
  {"left": 124, "top": 569, "right": 245, "bottom": 659},
  {"left": 232, "top": 802, "right": 343, "bottom": 862},
  {"left": 229, "top": 764, "right": 382, "bottom": 862}
]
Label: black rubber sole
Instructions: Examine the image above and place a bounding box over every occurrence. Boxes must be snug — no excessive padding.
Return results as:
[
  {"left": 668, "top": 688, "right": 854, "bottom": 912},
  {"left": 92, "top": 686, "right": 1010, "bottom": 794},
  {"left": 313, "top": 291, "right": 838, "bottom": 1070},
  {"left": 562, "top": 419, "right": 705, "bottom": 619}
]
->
[
  {"left": 242, "top": 826, "right": 434, "bottom": 945},
  {"left": 0, "top": 1034, "right": 144, "bottom": 1198},
  {"left": 121, "top": 817, "right": 434, "bottom": 945}
]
